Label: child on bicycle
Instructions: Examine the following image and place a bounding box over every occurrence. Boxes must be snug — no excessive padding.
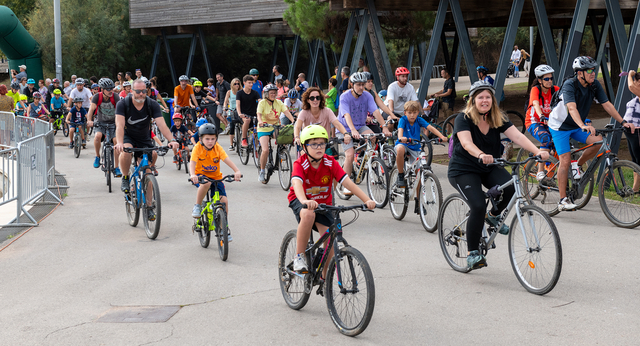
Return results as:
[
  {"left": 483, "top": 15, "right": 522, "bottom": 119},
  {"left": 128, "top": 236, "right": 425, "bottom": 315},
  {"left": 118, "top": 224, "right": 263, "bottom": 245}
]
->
[
  {"left": 189, "top": 123, "right": 242, "bottom": 241},
  {"left": 170, "top": 113, "right": 192, "bottom": 163},
  {"left": 256, "top": 84, "right": 294, "bottom": 183},
  {"left": 288, "top": 125, "right": 375, "bottom": 275},
  {"left": 190, "top": 118, "right": 208, "bottom": 146},
  {"left": 282, "top": 89, "right": 302, "bottom": 125},
  {"left": 395, "top": 101, "right": 448, "bottom": 188},
  {"left": 50, "top": 89, "right": 66, "bottom": 113},
  {"left": 66, "top": 97, "right": 87, "bottom": 149}
]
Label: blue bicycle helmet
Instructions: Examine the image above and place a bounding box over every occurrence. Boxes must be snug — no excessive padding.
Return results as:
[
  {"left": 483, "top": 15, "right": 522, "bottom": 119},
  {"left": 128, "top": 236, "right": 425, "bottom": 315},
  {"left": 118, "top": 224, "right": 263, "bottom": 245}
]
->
[
  {"left": 196, "top": 118, "right": 208, "bottom": 128},
  {"left": 27, "top": 78, "right": 35, "bottom": 84},
  {"left": 287, "top": 89, "right": 299, "bottom": 100},
  {"left": 378, "top": 90, "right": 387, "bottom": 98}
]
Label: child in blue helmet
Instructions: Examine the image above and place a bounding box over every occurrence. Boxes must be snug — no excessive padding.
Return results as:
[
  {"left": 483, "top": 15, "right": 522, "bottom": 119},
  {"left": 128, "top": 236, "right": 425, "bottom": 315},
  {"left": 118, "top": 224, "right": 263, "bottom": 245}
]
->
[
  {"left": 190, "top": 118, "right": 209, "bottom": 145},
  {"left": 282, "top": 89, "right": 302, "bottom": 125}
]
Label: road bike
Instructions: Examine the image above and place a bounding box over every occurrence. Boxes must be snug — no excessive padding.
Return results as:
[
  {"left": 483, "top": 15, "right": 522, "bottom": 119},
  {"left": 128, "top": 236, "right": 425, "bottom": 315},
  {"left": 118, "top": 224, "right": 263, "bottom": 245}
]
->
[
  {"left": 123, "top": 146, "right": 169, "bottom": 239},
  {"left": 97, "top": 123, "right": 116, "bottom": 193},
  {"left": 190, "top": 174, "right": 239, "bottom": 261},
  {"left": 257, "top": 124, "right": 293, "bottom": 190},
  {"left": 50, "top": 108, "right": 68, "bottom": 137},
  {"left": 278, "top": 204, "right": 375, "bottom": 336},
  {"left": 438, "top": 156, "right": 562, "bottom": 295},
  {"left": 522, "top": 124, "right": 640, "bottom": 228},
  {"left": 388, "top": 138, "right": 443, "bottom": 232}
]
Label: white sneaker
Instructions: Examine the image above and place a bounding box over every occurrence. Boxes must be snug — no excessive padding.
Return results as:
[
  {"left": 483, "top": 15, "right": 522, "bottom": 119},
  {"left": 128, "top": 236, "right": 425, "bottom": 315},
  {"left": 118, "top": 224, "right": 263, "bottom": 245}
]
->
[
  {"left": 558, "top": 197, "right": 577, "bottom": 211},
  {"left": 293, "top": 253, "right": 308, "bottom": 273},
  {"left": 536, "top": 170, "right": 547, "bottom": 181},
  {"left": 342, "top": 186, "right": 353, "bottom": 196}
]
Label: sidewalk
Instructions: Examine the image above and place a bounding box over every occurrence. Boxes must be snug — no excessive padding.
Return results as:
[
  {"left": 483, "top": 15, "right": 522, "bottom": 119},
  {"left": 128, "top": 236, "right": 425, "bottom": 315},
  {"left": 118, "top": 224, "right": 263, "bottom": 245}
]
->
[{"left": 409, "top": 73, "right": 528, "bottom": 95}]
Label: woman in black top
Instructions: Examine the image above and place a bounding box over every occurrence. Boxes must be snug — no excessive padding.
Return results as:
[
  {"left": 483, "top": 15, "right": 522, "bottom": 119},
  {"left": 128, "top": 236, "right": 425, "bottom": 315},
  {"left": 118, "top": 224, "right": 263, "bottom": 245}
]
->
[{"left": 448, "top": 81, "right": 548, "bottom": 270}]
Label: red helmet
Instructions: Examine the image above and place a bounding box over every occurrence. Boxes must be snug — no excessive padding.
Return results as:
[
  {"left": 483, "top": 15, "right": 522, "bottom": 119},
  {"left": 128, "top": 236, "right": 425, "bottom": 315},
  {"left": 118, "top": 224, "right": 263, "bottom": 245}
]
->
[
  {"left": 52, "top": 78, "right": 60, "bottom": 83},
  {"left": 395, "top": 67, "right": 410, "bottom": 76},
  {"left": 172, "top": 114, "right": 183, "bottom": 120}
]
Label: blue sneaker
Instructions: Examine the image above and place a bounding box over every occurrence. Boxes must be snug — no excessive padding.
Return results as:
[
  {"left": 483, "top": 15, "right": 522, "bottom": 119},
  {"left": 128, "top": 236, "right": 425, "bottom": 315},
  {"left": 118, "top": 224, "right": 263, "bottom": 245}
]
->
[
  {"left": 113, "top": 167, "right": 122, "bottom": 178},
  {"left": 467, "top": 250, "right": 487, "bottom": 270},
  {"left": 486, "top": 213, "right": 509, "bottom": 235},
  {"left": 93, "top": 156, "right": 100, "bottom": 168}
]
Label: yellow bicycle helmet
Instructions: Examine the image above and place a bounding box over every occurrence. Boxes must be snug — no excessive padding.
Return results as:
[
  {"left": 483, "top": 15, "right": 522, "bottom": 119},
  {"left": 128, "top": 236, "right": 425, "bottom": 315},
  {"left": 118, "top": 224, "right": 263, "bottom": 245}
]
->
[
  {"left": 53, "top": 89, "right": 62, "bottom": 95},
  {"left": 300, "top": 125, "right": 328, "bottom": 145},
  {"left": 193, "top": 81, "right": 203, "bottom": 87}
]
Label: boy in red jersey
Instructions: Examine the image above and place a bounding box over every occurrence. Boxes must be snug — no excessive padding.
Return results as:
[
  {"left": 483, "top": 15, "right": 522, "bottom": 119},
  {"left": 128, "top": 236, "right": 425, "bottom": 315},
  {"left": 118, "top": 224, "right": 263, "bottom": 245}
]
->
[{"left": 287, "top": 125, "right": 375, "bottom": 274}]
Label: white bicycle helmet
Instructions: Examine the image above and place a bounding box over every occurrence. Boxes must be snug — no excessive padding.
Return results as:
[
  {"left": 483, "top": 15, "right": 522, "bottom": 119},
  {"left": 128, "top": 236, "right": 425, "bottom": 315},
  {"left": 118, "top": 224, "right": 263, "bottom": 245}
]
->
[
  {"left": 534, "top": 64, "right": 555, "bottom": 78},
  {"left": 468, "top": 80, "right": 495, "bottom": 97},
  {"left": 349, "top": 72, "right": 368, "bottom": 84},
  {"left": 178, "top": 75, "right": 189, "bottom": 82},
  {"left": 263, "top": 83, "right": 278, "bottom": 93},
  {"left": 572, "top": 56, "right": 597, "bottom": 71}
]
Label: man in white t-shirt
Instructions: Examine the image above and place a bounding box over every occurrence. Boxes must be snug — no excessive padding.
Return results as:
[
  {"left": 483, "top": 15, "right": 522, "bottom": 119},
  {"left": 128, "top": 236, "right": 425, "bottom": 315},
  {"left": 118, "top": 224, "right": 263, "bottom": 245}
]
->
[
  {"left": 294, "top": 73, "right": 309, "bottom": 94},
  {"left": 384, "top": 66, "right": 418, "bottom": 119},
  {"left": 510, "top": 45, "right": 521, "bottom": 78},
  {"left": 67, "top": 78, "right": 93, "bottom": 110},
  {"left": 282, "top": 94, "right": 302, "bottom": 125}
]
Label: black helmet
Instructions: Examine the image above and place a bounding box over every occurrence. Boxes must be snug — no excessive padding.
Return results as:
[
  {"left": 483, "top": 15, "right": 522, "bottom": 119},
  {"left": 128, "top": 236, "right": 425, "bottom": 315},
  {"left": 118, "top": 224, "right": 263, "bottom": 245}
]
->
[
  {"left": 98, "top": 78, "right": 115, "bottom": 89},
  {"left": 10, "top": 82, "right": 20, "bottom": 90},
  {"left": 198, "top": 123, "right": 218, "bottom": 137}
]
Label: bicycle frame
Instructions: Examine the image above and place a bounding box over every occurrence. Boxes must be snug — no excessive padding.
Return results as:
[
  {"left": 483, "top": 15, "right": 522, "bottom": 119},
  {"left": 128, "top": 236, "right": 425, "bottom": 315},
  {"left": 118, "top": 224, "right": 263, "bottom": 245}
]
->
[
  {"left": 130, "top": 152, "right": 154, "bottom": 208},
  {"left": 200, "top": 184, "right": 225, "bottom": 230}
]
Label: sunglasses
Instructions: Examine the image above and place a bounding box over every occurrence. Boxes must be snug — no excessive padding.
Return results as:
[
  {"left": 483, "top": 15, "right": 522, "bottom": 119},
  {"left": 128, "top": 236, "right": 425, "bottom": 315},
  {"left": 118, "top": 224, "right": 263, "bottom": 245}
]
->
[
  {"left": 306, "top": 142, "right": 327, "bottom": 149},
  {"left": 583, "top": 69, "right": 595, "bottom": 74},
  {"left": 542, "top": 77, "right": 553, "bottom": 81},
  {"left": 308, "top": 96, "right": 321, "bottom": 101},
  {"left": 234, "top": 83, "right": 240, "bottom": 86},
  {"left": 133, "top": 89, "right": 147, "bottom": 94},
  {"left": 103, "top": 88, "right": 114, "bottom": 92}
]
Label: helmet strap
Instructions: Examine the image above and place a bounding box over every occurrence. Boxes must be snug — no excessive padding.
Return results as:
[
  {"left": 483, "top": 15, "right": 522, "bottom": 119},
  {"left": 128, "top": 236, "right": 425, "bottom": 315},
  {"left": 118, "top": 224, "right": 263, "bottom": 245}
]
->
[{"left": 303, "top": 146, "right": 323, "bottom": 163}]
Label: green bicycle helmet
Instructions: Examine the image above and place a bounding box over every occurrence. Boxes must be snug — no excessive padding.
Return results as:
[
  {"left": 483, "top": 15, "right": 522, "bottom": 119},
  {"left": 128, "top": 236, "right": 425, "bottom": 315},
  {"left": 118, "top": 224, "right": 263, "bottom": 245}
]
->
[
  {"left": 249, "top": 68, "right": 259, "bottom": 75},
  {"left": 193, "top": 81, "right": 203, "bottom": 87},
  {"left": 300, "top": 125, "right": 328, "bottom": 145}
]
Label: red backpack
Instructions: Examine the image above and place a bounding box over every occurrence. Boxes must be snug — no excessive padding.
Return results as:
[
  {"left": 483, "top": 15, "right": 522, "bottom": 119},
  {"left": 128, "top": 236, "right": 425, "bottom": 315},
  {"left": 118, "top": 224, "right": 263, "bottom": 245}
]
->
[{"left": 95, "top": 92, "right": 116, "bottom": 114}]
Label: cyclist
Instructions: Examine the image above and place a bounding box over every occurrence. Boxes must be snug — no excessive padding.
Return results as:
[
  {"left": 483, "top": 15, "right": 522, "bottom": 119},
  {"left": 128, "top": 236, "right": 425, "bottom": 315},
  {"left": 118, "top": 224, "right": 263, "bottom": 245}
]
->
[
  {"left": 237, "top": 75, "right": 261, "bottom": 147},
  {"left": 119, "top": 81, "right": 132, "bottom": 98},
  {"left": 87, "top": 78, "right": 122, "bottom": 176},
  {"left": 174, "top": 75, "right": 198, "bottom": 122},
  {"left": 395, "top": 101, "right": 448, "bottom": 188},
  {"left": 14, "top": 94, "right": 28, "bottom": 116},
  {"left": 524, "top": 65, "right": 559, "bottom": 180},
  {"left": 256, "top": 84, "right": 294, "bottom": 183},
  {"left": 337, "top": 72, "right": 391, "bottom": 194},
  {"left": 190, "top": 118, "right": 209, "bottom": 146},
  {"left": 223, "top": 77, "right": 241, "bottom": 150},
  {"left": 26, "top": 92, "right": 50, "bottom": 121},
  {"left": 91, "top": 84, "right": 100, "bottom": 95},
  {"left": 476, "top": 66, "right": 494, "bottom": 85},
  {"left": 146, "top": 79, "right": 169, "bottom": 113},
  {"left": 249, "top": 68, "right": 264, "bottom": 96},
  {"left": 67, "top": 78, "right": 92, "bottom": 111},
  {"left": 115, "top": 80, "right": 178, "bottom": 205},
  {"left": 548, "top": 56, "right": 634, "bottom": 211},
  {"left": 294, "top": 73, "right": 309, "bottom": 94},
  {"left": 282, "top": 89, "right": 302, "bottom": 125},
  {"left": 510, "top": 46, "right": 521, "bottom": 78},
  {"left": 294, "top": 87, "right": 350, "bottom": 148},
  {"left": 624, "top": 70, "right": 640, "bottom": 173},
  {"left": 189, "top": 123, "right": 242, "bottom": 243},
  {"left": 448, "top": 81, "right": 548, "bottom": 270},
  {"left": 8, "top": 82, "right": 25, "bottom": 110},
  {"left": 431, "top": 68, "right": 456, "bottom": 119},
  {"left": 23, "top": 79, "right": 37, "bottom": 103},
  {"left": 170, "top": 113, "right": 192, "bottom": 162},
  {"left": 66, "top": 97, "right": 87, "bottom": 149},
  {"left": 384, "top": 67, "right": 416, "bottom": 122},
  {"left": 364, "top": 72, "right": 394, "bottom": 133},
  {"left": 288, "top": 125, "right": 375, "bottom": 274}
]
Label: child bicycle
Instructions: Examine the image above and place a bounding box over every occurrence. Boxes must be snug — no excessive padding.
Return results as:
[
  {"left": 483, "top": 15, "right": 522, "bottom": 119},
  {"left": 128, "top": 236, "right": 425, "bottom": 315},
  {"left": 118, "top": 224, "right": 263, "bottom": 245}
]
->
[
  {"left": 388, "top": 138, "right": 443, "bottom": 232},
  {"left": 50, "top": 108, "right": 68, "bottom": 137},
  {"left": 438, "top": 155, "right": 562, "bottom": 295},
  {"left": 278, "top": 203, "right": 375, "bottom": 336},
  {"left": 123, "top": 146, "right": 169, "bottom": 240},
  {"left": 174, "top": 134, "right": 191, "bottom": 174},
  {"left": 257, "top": 124, "right": 293, "bottom": 190},
  {"left": 190, "top": 174, "right": 240, "bottom": 261}
]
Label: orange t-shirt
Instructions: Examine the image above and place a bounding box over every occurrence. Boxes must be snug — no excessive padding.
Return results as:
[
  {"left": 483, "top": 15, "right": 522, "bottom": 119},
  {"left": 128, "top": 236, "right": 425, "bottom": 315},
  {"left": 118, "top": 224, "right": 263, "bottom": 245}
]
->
[
  {"left": 190, "top": 142, "right": 228, "bottom": 180},
  {"left": 174, "top": 85, "right": 194, "bottom": 107}
]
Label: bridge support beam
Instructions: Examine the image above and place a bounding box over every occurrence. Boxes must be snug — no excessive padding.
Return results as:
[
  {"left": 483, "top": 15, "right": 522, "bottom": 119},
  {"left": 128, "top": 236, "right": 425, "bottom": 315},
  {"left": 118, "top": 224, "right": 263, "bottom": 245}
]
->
[
  {"left": 558, "top": 0, "right": 590, "bottom": 80},
  {"left": 494, "top": 0, "right": 525, "bottom": 99},
  {"left": 161, "top": 29, "right": 177, "bottom": 86},
  {"left": 185, "top": 34, "right": 197, "bottom": 78},
  {"left": 149, "top": 36, "right": 162, "bottom": 79}
]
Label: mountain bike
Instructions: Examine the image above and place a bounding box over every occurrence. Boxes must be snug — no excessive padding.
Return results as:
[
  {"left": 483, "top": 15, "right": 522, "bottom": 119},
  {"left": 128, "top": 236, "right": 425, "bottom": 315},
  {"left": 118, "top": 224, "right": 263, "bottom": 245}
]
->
[
  {"left": 438, "top": 156, "right": 562, "bottom": 295},
  {"left": 123, "top": 146, "right": 169, "bottom": 239},
  {"left": 97, "top": 123, "right": 116, "bottom": 193},
  {"left": 388, "top": 138, "right": 443, "bottom": 231},
  {"left": 190, "top": 174, "right": 240, "bottom": 261},
  {"left": 257, "top": 124, "right": 293, "bottom": 190},
  {"left": 522, "top": 124, "right": 640, "bottom": 227},
  {"left": 71, "top": 123, "right": 84, "bottom": 158},
  {"left": 50, "top": 108, "right": 68, "bottom": 136},
  {"left": 278, "top": 204, "right": 375, "bottom": 336}
]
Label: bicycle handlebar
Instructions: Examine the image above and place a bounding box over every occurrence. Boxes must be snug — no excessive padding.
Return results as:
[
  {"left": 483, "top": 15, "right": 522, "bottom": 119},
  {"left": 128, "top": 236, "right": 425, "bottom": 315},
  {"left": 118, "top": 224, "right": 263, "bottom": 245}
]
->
[
  {"left": 123, "top": 146, "right": 170, "bottom": 155},
  {"left": 302, "top": 203, "right": 374, "bottom": 213},
  {"left": 479, "top": 155, "right": 543, "bottom": 166},
  {"left": 188, "top": 174, "right": 242, "bottom": 185}
]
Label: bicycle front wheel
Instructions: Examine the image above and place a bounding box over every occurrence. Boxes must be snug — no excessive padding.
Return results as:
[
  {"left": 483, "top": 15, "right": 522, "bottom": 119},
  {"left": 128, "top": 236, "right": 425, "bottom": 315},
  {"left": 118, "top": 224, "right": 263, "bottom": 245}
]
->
[
  {"left": 380, "top": 144, "right": 396, "bottom": 169},
  {"left": 74, "top": 135, "right": 81, "bottom": 158},
  {"left": 506, "top": 110, "right": 525, "bottom": 133},
  {"left": 198, "top": 207, "right": 211, "bottom": 248},
  {"left": 182, "top": 149, "right": 190, "bottom": 175},
  {"left": 419, "top": 170, "right": 442, "bottom": 233},
  {"left": 278, "top": 230, "right": 311, "bottom": 310},
  {"left": 388, "top": 168, "right": 408, "bottom": 220},
  {"left": 278, "top": 147, "right": 292, "bottom": 191},
  {"left": 125, "top": 180, "right": 140, "bottom": 227},
  {"left": 215, "top": 208, "right": 229, "bottom": 261},
  {"left": 105, "top": 147, "right": 112, "bottom": 193},
  {"left": 63, "top": 122, "right": 69, "bottom": 137},
  {"left": 239, "top": 144, "right": 249, "bottom": 165},
  {"left": 598, "top": 160, "right": 640, "bottom": 228},
  {"left": 325, "top": 246, "right": 375, "bottom": 337},
  {"left": 143, "top": 174, "right": 162, "bottom": 240},
  {"left": 235, "top": 125, "right": 242, "bottom": 156},
  {"left": 438, "top": 194, "right": 471, "bottom": 273},
  {"left": 366, "top": 157, "right": 389, "bottom": 208},
  {"left": 508, "top": 204, "right": 562, "bottom": 295},
  {"left": 253, "top": 138, "right": 261, "bottom": 169},
  {"left": 443, "top": 114, "right": 458, "bottom": 138}
]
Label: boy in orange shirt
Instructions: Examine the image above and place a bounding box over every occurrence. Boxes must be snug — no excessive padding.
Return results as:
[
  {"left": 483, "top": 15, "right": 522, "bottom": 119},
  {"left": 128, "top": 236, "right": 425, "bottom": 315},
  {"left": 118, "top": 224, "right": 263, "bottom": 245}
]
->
[{"left": 189, "top": 123, "right": 242, "bottom": 239}]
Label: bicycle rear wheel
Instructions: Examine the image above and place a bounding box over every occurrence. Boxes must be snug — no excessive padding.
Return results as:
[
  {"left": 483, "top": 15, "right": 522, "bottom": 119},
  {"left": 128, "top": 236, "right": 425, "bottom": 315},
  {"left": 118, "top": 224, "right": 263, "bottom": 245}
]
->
[
  {"left": 125, "top": 179, "right": 139, "bottom": 227},
  {"left": 235, "top": 125, "right": 242, "bottom": 156},
  {"left": 182, "top": 149, "right": 190, "bottom": 175},
  {"left": 278, "top": 230, "right": 311, "bottom": 310},
  {"left": 63, "top": 122, "right": 69, "bottom": 137},
  {"left": 419, "top": 170, "right": 442, "bottom": 232},
  {"left": 598, "top": 160, "right": 640, "bottom": 228},
  {"left": 522, "top": 158, "right": 561, "bottom": 216},
  {"left": 143, "top": 174, "right": 161, "bottom": 240},
  {"left": 253, "top": 136, "right": 261, "bottom": 169},
  {"left": 443, "top": 114, "right": 458, "bottom": 138},
  {"left": 506, "top": 110, "right": 526, "bottom": 133},
  {"left": 438, "top": 194, "right": 472, "bottom": 273},
  {"left": 215, "top": 208, "right": 229, "bottom": 261},
  {"left": 366, "top": 157, "right": 389, "bottom": 208},
  {"left": 74, "top": 134, "right": 81, "bottom": 158},
  {"left": 388, "top": 168, "right": 408, "bottom": 220},
  {"left": 105, "top": 147, "right": 112, "bottom": 193},
  {"left": 334, "top": 153, "right": 352, "bottom": 200},
  {"left": 198, "top": 206, "right": 211, "bottom": 248},
  {"left": 278, "top": 147, "right": 292, "bottom": 191},
  {"left": 325, "top": 246, "right": 375, "bottom": 337},
  {"left": 508, "top": 204, "right": 562, "bottom": 295}
]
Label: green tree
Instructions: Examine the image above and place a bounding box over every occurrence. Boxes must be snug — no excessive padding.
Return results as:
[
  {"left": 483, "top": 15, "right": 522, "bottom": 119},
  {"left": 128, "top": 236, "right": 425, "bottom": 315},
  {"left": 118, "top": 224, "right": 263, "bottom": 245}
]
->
[{"left": 0, "top": 0, "right": 37, "bottom": 25}]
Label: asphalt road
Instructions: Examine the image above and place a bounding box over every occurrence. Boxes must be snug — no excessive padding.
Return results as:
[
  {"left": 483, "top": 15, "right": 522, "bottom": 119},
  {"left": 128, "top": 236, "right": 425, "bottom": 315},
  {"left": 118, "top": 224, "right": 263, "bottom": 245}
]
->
[{"left": 0, "top": 134, "right": 639, "bottom": 345}]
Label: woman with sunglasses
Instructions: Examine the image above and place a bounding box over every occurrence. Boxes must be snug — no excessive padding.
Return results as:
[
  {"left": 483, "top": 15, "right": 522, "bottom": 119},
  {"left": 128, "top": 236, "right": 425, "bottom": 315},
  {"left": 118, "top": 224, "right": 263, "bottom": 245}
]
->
[
  {"left": 223, "top": 78, "right": 242, "bottom": 150},
  {"left": 524, "top": 64, "right": 559, "bottom": 180},
  {"left": 275, "top": 78, "right": 288, "bottom": 102},
  {"left": 294, "top": 87, "right": 351, "bottom": 153}
]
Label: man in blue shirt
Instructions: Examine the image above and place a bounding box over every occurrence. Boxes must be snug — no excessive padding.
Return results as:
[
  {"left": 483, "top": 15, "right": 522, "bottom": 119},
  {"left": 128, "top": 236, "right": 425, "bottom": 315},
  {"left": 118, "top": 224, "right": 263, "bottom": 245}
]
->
[{"left": 250, "top": 68, "right": 263, "bottom": 96}]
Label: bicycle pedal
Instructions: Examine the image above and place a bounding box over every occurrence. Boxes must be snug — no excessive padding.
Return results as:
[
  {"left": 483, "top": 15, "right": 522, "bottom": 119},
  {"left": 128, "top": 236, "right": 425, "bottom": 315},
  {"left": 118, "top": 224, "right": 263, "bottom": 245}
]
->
[{"left": 316, "top": 285, "right": 324, "bottom": 297}]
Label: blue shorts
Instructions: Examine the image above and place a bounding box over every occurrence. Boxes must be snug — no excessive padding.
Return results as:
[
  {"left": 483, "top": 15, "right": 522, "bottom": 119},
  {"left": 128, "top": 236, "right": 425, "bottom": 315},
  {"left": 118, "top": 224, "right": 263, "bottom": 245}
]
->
[
  {"left": 527, "top": 123, "right": 553, "bottom": 150},
  {"left": 549, "top": 127, "right": 590, "bottom": 155},
  {"left": 195, "top": 178, "right": 227, "bottom": 198},
  {"left": 257, "top": 129, "right": 274, "bottom": 139},
  {"left": 69, "top": 122, "right": 85, "bottom": 129}
]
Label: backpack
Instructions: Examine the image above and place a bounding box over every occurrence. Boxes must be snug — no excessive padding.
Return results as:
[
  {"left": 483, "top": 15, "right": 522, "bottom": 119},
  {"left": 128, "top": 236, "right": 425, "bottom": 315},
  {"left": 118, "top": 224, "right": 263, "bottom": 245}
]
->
[
  {"left": 276, "top": 124, "right": 295, "bottom": 144},
  {"left": 96, "top": 92, "right": 116, "bottom": 115},
  {"left": 123, "top": 94, "right": 154, "bottom": 121},
  {"left": 525, "top": 85, "right": 560, "bottom": 115}
]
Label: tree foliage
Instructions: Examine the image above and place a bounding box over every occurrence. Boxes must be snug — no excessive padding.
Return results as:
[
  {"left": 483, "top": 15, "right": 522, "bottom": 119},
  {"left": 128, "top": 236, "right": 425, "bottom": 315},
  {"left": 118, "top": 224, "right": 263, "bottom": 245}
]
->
[{"left": 0, "top": 0, "right": 37, "bottom": 25}]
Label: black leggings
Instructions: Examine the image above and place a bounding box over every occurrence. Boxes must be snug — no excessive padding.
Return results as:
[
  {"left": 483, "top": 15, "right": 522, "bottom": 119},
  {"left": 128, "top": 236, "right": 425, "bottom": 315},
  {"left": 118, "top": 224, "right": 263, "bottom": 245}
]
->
[
  {"left": 448, "top": 167, "right": 514, "bottom": 251},
  {"left": 624, "top": 130, "right": 640, "bottom": 166}
]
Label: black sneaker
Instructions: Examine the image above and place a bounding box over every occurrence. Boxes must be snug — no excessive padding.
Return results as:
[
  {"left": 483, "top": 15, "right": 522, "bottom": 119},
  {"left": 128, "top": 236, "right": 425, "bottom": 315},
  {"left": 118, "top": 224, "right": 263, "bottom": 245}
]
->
[
  {"left": 147, "top": 208, "right": 156, "bottom": 221},
  {"left": 397, "top": 177, "right": 407, "bottom": 189},
  {"left": 121, "top": 176, "right": 130, "bottom": 193}
]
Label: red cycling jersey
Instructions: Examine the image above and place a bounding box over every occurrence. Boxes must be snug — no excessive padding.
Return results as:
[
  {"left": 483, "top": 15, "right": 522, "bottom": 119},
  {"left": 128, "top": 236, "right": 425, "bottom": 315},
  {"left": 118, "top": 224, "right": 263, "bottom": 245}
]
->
[{"left": 287, "top": 154, "right": 347, "bottom": 206}]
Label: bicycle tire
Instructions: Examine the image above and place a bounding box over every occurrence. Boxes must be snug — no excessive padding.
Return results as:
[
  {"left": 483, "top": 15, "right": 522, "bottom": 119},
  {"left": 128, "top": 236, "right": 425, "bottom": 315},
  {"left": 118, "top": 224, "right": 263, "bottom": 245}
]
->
[
  {"left": 87, "top": 124, "right": 93, "bottom": 136},
  {"left": 419, "top": 170, "right": 442, "bottom": 233},
  {"left": 514, "top": 147, "right": 529, "bottom": 180},
  {"left": 334, "top": 153, "right": 352, "bottom": 200},
  {"left": 198, "top": 206, "right": 211, "bottom": 248},
  {"left": 423, "top": 140, "right": 433, "bottom": 168},
  {"left": 239, "top": 142, "right": 250, "bottom": 165},
  {"left": 388, "top": 168, "right": 408, "bottom": 220},
  {"left": 506, "top": 110, "right": 526, "bottom": 133},
  {"left": 74, "top": 134, "right": 81, "bottom": 158},
  {"left": 182, "top": 149, "right": 190, "bottom": 175},
  {"left": 143, "top": 174, "right": 161, "bottom": 240},
  {"left": 176, "top": 151, "right": 182, "bottom": 170},
  {"left": 278, "top": 230, "right": 311, "bottom": 310},
  {"left": 508, "top": 204, "right": 562, "bottom": 295},
  {"left": 278, "top": 147, "right": 292, "bottom": 191},
  {"left": 381, "top": 145, "right": 396, "bottom": 170},
  {"left": 125, "top": 179, "right": 140, "bottom": 227},
  {"left": 443, "top": 114, "right": 458, "bottom": 138},
  {"left": 253, "top": 137, "right": 261, "bottom": 169},
  {"left": 598, "top": 160, "right": 640, "bottom": 228},
  {"left": 235, "top": 125, "right": 242, "bottom": 156},
  {"left": 105, "top": 147, "right": 112, "bottom": 193},
  {"left": 522, "top": 158, "right": 561, "bottom": 216},
  {"left": 438, "top": 193, "right": 472, "bottom": 273},
  {"left": 216, "top": 208, "right": 229, "bottom": 261},
  {"left": 63, "top": 122, "right": 69, "bottom": 137},
  {"left": 325, "top": 246, "right": 375, "bottom": 336},
  {"left": 366, "top": 157, "right": 389, "bottom": 208}
]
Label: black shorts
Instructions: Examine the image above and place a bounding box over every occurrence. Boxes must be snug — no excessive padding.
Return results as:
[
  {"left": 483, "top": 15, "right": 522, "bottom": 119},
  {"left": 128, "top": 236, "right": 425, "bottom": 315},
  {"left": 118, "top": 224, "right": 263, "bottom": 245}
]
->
[
  {"left": 289, "top": 198, "right": 334, "bottom": 232},
  {"left": 123, "top": 133, "right": 155, "bottom": 158}
]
